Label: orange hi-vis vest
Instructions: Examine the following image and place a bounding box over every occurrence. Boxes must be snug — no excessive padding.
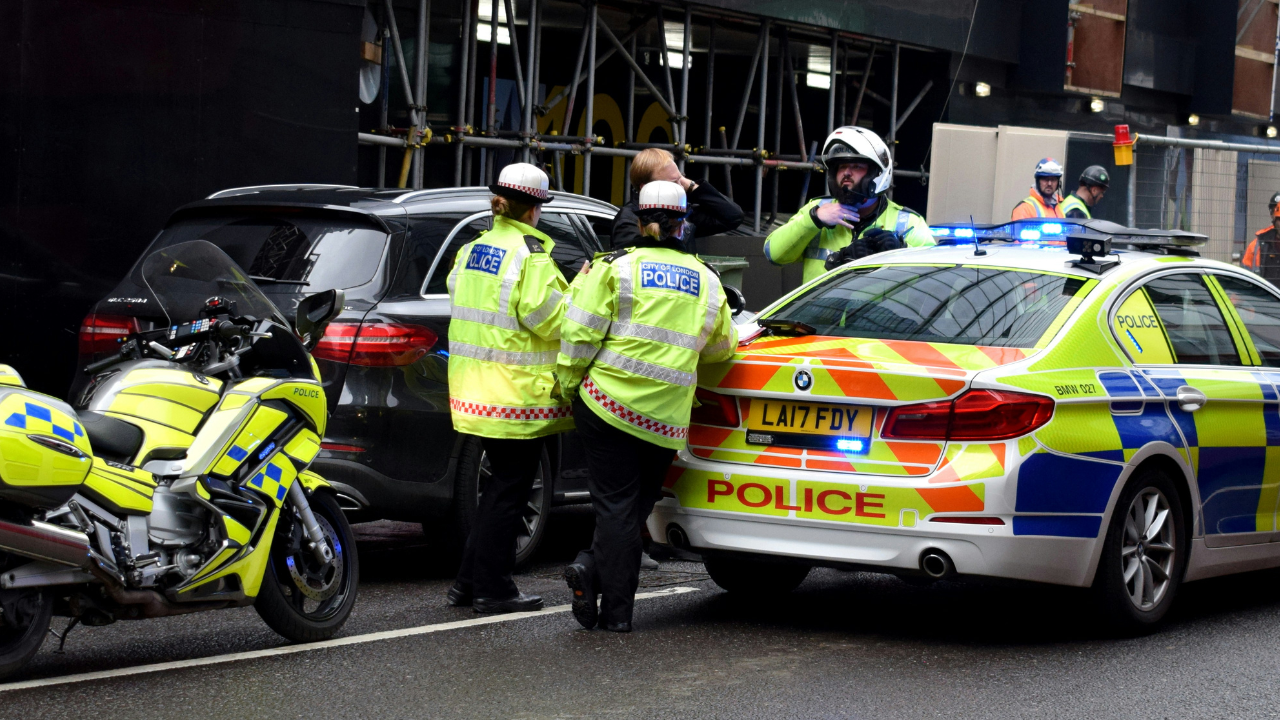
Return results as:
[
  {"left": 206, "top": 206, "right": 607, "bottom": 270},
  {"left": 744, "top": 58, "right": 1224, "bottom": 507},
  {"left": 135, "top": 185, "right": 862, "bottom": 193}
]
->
[{"left": 1011, "top": 190, "right": 1065, "bottom": 220}]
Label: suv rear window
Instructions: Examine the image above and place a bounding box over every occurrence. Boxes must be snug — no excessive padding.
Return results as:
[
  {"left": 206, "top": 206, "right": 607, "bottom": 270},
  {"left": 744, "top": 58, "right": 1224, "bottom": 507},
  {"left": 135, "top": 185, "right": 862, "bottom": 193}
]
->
[
  {"left": 149, "top": 213, "right": 389, "bottom": 292},
  {"left": 766, "top": 264, "right": 1090, "bottom": 347}
]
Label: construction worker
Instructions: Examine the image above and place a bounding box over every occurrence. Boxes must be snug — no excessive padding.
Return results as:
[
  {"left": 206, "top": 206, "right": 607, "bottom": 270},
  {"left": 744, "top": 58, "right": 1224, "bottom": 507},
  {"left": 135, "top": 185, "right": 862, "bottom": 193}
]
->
[
  {"left": 763, "top": 126, "right": 934, "bottom": 283},
  {"left": 1060, "top": 165, "right": 1110, "bottom": 219},
  {"left": 445, "top": 162, "right": 572, "bottom": 614},
  {"left": 1011, "top": 158, "right": 1067, "bottom": 220},
  {"left": 559, "top": 181, "right": 736, "bottom": 632},
  {"left": 611, "top": 148, "right": 744, "bottom": 253},
  {"left": 1239, "top": 198, "right": 1280, "bottom": 274}
]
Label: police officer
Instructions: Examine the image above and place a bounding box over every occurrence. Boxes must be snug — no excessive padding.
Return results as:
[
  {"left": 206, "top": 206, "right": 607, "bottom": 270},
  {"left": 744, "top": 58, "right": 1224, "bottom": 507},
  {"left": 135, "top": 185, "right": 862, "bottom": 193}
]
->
[
  {"left": 1011, "top": 158, "right": 1067, "bottom": 220},
  {"left": 1242, "top": 190, "right": 1280, "bottom": 273},
  {"left": 1060, "top": 165, "right": 1110, "bottom": 219},
  {"left": 763, "top": 126, "right": 934, "bottom": 282},
  {"left": 446, "top": 162, "right": 572, "bottom": 614},
  {"left": 559, "top": 181, "right": 736, "bottom": 632},
  {"left": 611, "top": 148, "right": 744, "bottom": 253}
]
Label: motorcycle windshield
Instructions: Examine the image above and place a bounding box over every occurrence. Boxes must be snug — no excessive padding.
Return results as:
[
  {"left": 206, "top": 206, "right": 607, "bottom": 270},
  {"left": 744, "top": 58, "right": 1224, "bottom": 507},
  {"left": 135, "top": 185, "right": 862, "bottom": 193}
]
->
[{"left": 140, "top": 240, "right": 288, "bottom": 328}]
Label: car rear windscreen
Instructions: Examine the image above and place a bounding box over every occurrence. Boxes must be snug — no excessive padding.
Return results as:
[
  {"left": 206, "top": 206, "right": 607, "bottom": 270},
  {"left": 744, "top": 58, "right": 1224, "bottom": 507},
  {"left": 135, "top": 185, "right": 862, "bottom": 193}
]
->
[
  {"left": 766, "top": 264, "right": 1091, "bottom": 347},
  {"left": 148, "top": 213, "right": 389, "bottom": 293}
]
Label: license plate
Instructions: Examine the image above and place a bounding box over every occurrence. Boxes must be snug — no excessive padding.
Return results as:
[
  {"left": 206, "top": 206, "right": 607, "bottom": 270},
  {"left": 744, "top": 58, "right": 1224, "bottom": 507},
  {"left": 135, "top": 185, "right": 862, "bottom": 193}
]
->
[{"left": 745, "top": 400, "right": 873, "bottom": 452}]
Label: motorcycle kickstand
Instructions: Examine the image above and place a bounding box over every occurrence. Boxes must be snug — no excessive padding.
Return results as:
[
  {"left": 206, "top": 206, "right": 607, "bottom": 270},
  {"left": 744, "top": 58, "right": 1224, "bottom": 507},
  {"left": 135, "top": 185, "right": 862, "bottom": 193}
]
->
[{"left": 48, "top": 617, "right": 81, "bottom": 654}]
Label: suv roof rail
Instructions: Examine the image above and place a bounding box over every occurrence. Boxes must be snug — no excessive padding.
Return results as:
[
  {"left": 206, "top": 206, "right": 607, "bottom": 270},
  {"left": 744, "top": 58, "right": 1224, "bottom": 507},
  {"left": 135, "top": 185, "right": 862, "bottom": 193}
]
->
[
  {"left": 929, "top": 218, "right": 1207, "bottom": 250},
  {"left": 392, "top": 186, "right": 619, "bottom": 211},
  {"left": 206, "top": 184, "right": 360, "bottom": 199}
]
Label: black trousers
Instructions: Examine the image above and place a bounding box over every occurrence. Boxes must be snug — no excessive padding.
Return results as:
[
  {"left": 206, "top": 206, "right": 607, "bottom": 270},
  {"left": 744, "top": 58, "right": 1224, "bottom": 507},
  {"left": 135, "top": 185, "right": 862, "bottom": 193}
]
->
[
  {"left": 573, "top": 398, "right": 676, "bottom": 625},
  {"left": 456, "top": 436, "right": 544, "bottom": 600}
]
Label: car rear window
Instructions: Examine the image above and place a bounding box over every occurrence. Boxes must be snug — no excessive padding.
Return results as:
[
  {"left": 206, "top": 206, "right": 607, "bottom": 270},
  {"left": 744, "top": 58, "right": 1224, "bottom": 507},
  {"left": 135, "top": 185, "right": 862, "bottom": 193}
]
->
[
  {"left": 765, "top": 264, "right": 1091, "bottom": 347},
  {"left": 149, "top": 213, "right": 389, "bottom": 293}
]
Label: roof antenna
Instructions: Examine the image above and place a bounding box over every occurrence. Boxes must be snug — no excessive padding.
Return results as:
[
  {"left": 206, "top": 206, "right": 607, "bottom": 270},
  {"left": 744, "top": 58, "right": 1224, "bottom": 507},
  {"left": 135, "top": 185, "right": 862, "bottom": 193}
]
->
[{"left": 970, "top": 215, "right": 986, "bottom": 256}]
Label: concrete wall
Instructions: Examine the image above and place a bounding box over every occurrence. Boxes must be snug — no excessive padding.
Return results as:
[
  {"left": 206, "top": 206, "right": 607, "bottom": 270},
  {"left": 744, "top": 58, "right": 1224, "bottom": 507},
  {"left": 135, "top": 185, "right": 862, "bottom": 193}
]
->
[
  {"left": 991, "top": 126, "right": 1069, "bottom": 220},
  {"left": 926, "top": 123, "right": 1070, "bottom": 225}
]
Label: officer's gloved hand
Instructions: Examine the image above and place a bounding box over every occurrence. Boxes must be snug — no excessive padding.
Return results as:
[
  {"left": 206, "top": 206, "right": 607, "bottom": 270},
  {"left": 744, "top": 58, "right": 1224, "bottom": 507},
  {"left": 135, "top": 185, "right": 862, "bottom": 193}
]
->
[
  {"left": 861, "top": 228, "right": 904, "bottom": 253},
  {"left": 824, "top": 238, "right": 871, "bottom": 271}
]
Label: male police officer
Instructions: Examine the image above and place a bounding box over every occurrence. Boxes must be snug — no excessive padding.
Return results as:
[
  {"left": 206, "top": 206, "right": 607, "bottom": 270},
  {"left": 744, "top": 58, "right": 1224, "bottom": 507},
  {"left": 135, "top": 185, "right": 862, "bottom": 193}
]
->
[
  {"left": 1060, "top": 165, "right": 1110, "bottom": 219},
  {"left": 559, "top": 181, "right": 736, "bottom": 632},
  {"left": 763, "top": 126, "right": 933, "bottom": 283},
  {"left": 1243, "top": 191, "right": 1280, "bottom": 273},
  {"left": 1011, "top": 158, "right": 1066, "bottom": 220}
]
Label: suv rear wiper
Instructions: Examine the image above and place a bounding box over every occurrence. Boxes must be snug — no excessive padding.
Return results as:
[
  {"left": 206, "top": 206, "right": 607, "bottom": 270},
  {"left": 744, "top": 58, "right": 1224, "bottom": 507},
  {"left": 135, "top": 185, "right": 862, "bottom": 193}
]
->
[
  {"left": 759, "top": 318, "right": 816, "bottom": 336},
  {"left": 249, "top": 275, "right": 310, "bottom": 286}
]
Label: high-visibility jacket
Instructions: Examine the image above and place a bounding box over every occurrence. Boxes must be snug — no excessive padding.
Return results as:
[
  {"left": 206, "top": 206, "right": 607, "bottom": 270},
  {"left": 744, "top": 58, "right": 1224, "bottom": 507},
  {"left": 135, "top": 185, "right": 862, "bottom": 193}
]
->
[
  {"left": 1011, "top": 190, "right": 1065, "bottom": 220},
  {"left": 556, "top": 244, "right": 737, "bottom": 450},
  {"left": 1059, "top": 193, "right": 1091, "bottom": 219},
  {"left": 447, "top": 214, "right": 573, "bottom": 439},
  {"left": 762, "top": 197, "right": 934, "bottom": 284},
  {"left": 1244, "top": 226, "right": 1276, "bottom": 273}
]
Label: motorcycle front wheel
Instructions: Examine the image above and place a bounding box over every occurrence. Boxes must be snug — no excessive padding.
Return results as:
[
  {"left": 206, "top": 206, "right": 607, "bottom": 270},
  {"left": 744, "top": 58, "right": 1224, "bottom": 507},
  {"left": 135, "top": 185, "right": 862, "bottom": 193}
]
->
[
  {"left": 0, "top": 588, "right": 52, "bottom": 679},
  {"left": 255, "top": 491, "right": 359, "bottom": 642}
]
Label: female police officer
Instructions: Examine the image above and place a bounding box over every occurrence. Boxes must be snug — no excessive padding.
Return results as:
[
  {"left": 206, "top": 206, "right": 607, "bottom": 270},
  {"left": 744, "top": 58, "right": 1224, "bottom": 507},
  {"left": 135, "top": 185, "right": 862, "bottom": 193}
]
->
[
  {"left": 446, "top": 162, "right": 572, "bottom": 613},
  {"left": 557, "top": 181, "right": 737, "bottom": 632}
]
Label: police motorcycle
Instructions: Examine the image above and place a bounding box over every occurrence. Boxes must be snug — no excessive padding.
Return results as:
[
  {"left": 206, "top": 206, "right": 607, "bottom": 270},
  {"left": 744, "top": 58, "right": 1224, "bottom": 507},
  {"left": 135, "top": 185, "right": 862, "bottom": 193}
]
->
[{"left": 0, "top": 240, "right": 357, "bottom": 678}]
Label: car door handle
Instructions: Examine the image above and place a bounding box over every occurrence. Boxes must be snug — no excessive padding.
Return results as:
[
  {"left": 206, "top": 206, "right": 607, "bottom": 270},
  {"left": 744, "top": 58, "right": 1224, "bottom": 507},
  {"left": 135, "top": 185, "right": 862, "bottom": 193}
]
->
[{"left": 1176, "top": 386, "right": 1207, "bottom": 412}]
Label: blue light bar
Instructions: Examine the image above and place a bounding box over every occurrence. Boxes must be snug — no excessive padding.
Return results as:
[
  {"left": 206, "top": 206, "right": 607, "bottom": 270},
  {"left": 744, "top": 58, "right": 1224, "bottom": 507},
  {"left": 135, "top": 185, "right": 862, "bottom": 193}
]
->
[
  {"left": 954, "top": 228, "right": 975, "bottom": 238},
  {"left": 931, "top": 227, "right": 952, "bottom": 236},
  {"left": 1019, "top": 229, "right": 1042, "bottom": 240},
  {"left": 1041, "top": 223, "right": 1063, "bottom": 234},
  {"left": 836, "top": 438, "right": 865, "bottom": 452}
]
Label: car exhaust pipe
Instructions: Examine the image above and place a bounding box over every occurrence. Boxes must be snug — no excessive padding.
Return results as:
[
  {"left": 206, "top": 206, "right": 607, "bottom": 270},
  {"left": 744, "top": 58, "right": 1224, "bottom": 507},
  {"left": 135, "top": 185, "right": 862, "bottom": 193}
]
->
[
  {"left": 666, "top": 524, "right": 690, "bottom": 550},
  {"left": 920, "top": 549, "right": 955, "bottom": 579},
  {"left": 0, "top": 518, "right": 92, "bottom": 568}
]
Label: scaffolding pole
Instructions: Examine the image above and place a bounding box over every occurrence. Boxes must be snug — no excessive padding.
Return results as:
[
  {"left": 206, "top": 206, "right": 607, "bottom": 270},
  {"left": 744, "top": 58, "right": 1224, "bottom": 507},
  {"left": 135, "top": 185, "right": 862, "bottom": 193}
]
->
[
  {"left": 521, "top": 0, "right": 538, "bottom": 162},
  {"left": 624, "top": 33, "right": 636, "bottom": 199},
  {"left": 583, "top": 1, "right": 597, "bottom": 194},
  {"left": 702, "top": 20, "right": 716, "bottom": 182},
  {"left": 678, "top": 6, "right": 692, "bottom": 171},
  {"left": 753, "top": 20, "right": 771, "bottom": 233},
  {"left": 411, "top": 0, "right": 430, "bottom": 188},
  {"left": 888, "top": 41, "right": 899, "bottom": 198},
  {"left": 850, "top": 45, "right": 873, "bottom": 126}
]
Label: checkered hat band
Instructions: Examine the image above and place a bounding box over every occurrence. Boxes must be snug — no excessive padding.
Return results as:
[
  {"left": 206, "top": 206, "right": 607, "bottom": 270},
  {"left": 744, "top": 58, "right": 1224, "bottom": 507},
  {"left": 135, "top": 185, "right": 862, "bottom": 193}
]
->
[
  {"left": 450, "top": 397, "right": 571, "bottom": 421},
  {"left": 638, "top": 203, "right": 686, "bottom": 212},
  {"left": 498, "top": 181, "right": 548, "bottom": 199},
  {"left": 582, "top": 377, "right": 687, "bottom": 440}
]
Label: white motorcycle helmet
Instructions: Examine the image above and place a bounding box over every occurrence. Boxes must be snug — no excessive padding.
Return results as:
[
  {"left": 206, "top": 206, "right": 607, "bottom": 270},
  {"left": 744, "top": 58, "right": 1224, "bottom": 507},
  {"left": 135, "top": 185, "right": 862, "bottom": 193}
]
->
[{"left": 818, "top": 126, "right": 893, "bottom": 205}]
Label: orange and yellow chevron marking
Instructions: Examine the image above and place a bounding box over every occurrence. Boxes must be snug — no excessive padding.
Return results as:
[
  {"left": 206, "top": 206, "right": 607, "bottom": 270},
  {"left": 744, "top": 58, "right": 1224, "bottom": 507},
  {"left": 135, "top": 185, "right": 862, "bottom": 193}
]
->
[{"left": 737, "top": 336, "right": 1034, "bottom": 374}]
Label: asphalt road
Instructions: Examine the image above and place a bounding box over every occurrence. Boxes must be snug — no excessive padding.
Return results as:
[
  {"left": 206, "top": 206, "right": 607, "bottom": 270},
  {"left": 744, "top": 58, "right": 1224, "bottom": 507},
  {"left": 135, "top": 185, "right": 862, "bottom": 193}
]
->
[{"left": 3, "top": 507, "right": 1280, "bottom": 719}]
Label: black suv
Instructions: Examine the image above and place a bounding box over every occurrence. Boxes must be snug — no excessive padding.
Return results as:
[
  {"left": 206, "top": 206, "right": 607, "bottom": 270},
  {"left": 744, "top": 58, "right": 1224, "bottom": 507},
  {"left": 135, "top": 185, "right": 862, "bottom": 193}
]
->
[{"left": 77, "top": 184, "right": 620, "bottom": 563}]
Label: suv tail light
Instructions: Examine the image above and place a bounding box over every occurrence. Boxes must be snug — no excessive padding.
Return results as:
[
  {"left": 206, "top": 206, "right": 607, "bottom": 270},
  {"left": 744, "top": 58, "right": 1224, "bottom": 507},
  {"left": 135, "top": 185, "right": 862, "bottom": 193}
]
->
[
  {"left": 690, "top": 387, "right": 740, "bottom": 428},
  {"left": 78, "top": 314, "right": 140, "bottom": 355},
  {"left": 313, "top": 322, "right": 437, "bottom": 367},
  {"left": 882, "top": 389, "right": 1054, "bottom": 441}
]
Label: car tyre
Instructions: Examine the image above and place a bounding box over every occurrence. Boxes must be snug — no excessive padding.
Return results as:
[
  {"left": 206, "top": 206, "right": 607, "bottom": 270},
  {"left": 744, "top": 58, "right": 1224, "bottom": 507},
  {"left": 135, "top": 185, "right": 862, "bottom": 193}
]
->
[
  {"left": 1094, "top": 467, "right": 1186, "bottom": 634},
  {"left": 435, "top": 436, "right": 552, "bottom": 569},
  {"left": 704, "top": 555, "right": 811, "bottom": 595}
]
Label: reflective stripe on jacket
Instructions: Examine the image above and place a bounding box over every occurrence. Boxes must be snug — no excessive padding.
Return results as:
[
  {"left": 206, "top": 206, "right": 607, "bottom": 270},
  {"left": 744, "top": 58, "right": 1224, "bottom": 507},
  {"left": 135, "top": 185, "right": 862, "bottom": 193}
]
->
[
  {"left": 556, "top": 245, "right": 737, "bottom": 449},
  {"left": 1011, "top": 191, "right": 1065, "bottom": 220},
  {"left": 761, "top": 197, "right": 935, "bottom": 284},
  {"left": 1059, "top": 193, "right": 1091, "bottom": 219},
  {"left": 447, "top": 215, "right": 573, "bottom": 438}
]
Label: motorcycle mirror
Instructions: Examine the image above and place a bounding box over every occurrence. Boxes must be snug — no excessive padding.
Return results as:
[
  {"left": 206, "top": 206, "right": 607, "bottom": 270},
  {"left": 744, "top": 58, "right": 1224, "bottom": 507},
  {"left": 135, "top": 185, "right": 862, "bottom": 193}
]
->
[
  {"left": 295, "top": 289, "right": 345, "bottom": 351},
  {"left": 724, "top": 285, "right": 747, "bottom": 318}
]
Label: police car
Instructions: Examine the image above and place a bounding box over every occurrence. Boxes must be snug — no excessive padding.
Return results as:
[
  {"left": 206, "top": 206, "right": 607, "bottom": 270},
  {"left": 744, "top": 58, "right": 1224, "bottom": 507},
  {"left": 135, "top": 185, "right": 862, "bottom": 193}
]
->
[{"left": 652, "top": 218, "right": 1280, "bottom": 629}]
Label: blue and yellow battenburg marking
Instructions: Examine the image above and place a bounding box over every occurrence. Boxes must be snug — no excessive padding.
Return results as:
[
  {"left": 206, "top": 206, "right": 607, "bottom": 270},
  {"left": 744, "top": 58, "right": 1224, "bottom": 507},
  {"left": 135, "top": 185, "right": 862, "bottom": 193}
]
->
[
  {"left": 4, "top": 401, "right": 84, "bottom": 445},
  {"left": 247, "top": 455, "right": 298, "bottom": 505}
]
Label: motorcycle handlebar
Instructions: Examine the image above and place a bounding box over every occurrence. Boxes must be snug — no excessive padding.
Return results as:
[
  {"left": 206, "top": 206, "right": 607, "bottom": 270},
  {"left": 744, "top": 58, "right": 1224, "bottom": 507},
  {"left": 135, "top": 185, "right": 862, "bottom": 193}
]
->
[{"left": 83, "top": 351, "right": 127, "bottom": 375}]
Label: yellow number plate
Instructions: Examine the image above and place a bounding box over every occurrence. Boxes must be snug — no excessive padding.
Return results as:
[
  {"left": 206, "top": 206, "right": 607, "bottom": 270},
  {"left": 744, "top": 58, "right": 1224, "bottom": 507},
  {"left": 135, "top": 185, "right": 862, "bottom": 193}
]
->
[{"left": 747, "top": 400, "right": 873, "bottom": 437}]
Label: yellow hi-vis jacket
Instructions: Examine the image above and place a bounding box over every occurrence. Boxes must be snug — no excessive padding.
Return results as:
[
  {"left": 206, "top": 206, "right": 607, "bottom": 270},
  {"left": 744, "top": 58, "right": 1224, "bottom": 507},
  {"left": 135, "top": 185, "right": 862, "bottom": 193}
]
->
[
  {"left": 763, "top": 197, "right": 934, "bottom": 283},
  {"left": 447, "top": 215, "right": 573, "bottom": 439},
  {"left": 1059, "top": 193, "right": 1091, "bottom": 219},
  {"left": 556, "top": 245, "right": 738, "bottom": 450}
]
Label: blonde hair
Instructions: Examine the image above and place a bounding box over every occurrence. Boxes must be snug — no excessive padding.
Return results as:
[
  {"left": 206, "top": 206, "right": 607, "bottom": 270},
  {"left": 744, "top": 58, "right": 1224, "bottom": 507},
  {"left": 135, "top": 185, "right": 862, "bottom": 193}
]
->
[
  {"left": 630, "top": 148, "right": 674, "bottom": 189},
  {"left": 490, "top": 194, "right": 535, "bottom": 220},
  {"left": 639, "top": 221, "right": 663, "bottom": 240}
]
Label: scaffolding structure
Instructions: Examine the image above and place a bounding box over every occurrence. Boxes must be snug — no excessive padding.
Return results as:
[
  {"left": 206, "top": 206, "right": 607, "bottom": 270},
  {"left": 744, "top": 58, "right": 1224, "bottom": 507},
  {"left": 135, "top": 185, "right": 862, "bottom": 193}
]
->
[{"left": 357, "top": 0, "right": 933, "bottom": 232}]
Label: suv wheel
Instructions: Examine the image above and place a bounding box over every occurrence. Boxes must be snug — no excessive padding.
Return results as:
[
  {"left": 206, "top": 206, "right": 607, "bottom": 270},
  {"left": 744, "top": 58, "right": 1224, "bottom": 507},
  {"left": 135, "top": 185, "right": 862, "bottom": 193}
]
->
[{"left": 438, "top": 436, "right": 552, "bottom": 568}]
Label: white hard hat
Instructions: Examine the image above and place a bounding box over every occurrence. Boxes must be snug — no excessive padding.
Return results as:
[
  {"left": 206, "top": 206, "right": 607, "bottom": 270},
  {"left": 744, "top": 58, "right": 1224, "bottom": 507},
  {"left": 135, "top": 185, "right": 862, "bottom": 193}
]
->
[
  {"left": 490, "top": 162, "right": 553, "bottom": 204},
  {"left": 637, "top": 180, "right": 687, "bottom": 214},
  {"left": 819, "top": 126, "right": 893, "bottom": 201},
  {"left": 1034, "top": 158, "right": 1064, "bottom": 178}
]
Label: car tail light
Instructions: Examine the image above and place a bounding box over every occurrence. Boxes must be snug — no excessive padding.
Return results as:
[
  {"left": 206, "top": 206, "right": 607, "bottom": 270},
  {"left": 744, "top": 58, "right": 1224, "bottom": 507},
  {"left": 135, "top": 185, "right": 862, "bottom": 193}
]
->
[
  {"left": 690, "top": 387, "right": 740, "bottom": 428},
  {"left": 78, "top": 314, "right": 139, "bottom": 355},
  {"left": 320, "top": 442, "right": 366, "bottom": 453},
  {"left": 313, "top": 322, "right": 437, "bottom": 367},
  {"left": 883, "top": 389, "right": 1053, "bottom": 441}
]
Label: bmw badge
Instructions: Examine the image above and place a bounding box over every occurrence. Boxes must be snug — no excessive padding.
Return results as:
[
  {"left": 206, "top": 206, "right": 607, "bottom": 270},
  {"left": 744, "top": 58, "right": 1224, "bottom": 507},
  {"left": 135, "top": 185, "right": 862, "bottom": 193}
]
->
[{"left": 794, "top": 369, "right": 813, "bottom": 392}]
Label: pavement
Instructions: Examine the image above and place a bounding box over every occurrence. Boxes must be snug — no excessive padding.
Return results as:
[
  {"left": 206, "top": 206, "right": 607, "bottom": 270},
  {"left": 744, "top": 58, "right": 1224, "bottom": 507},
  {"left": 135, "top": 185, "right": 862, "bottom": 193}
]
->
[{"left": 4, "top": 506, "right": 1280, "bottom": 719}]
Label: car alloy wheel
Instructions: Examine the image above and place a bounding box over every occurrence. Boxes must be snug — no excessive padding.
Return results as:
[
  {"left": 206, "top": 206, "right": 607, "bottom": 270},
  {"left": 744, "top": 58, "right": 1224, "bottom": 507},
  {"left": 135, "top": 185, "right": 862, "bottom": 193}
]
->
[{"left": 1120, "top": 487, "right": 1175, "bottom": 611}]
